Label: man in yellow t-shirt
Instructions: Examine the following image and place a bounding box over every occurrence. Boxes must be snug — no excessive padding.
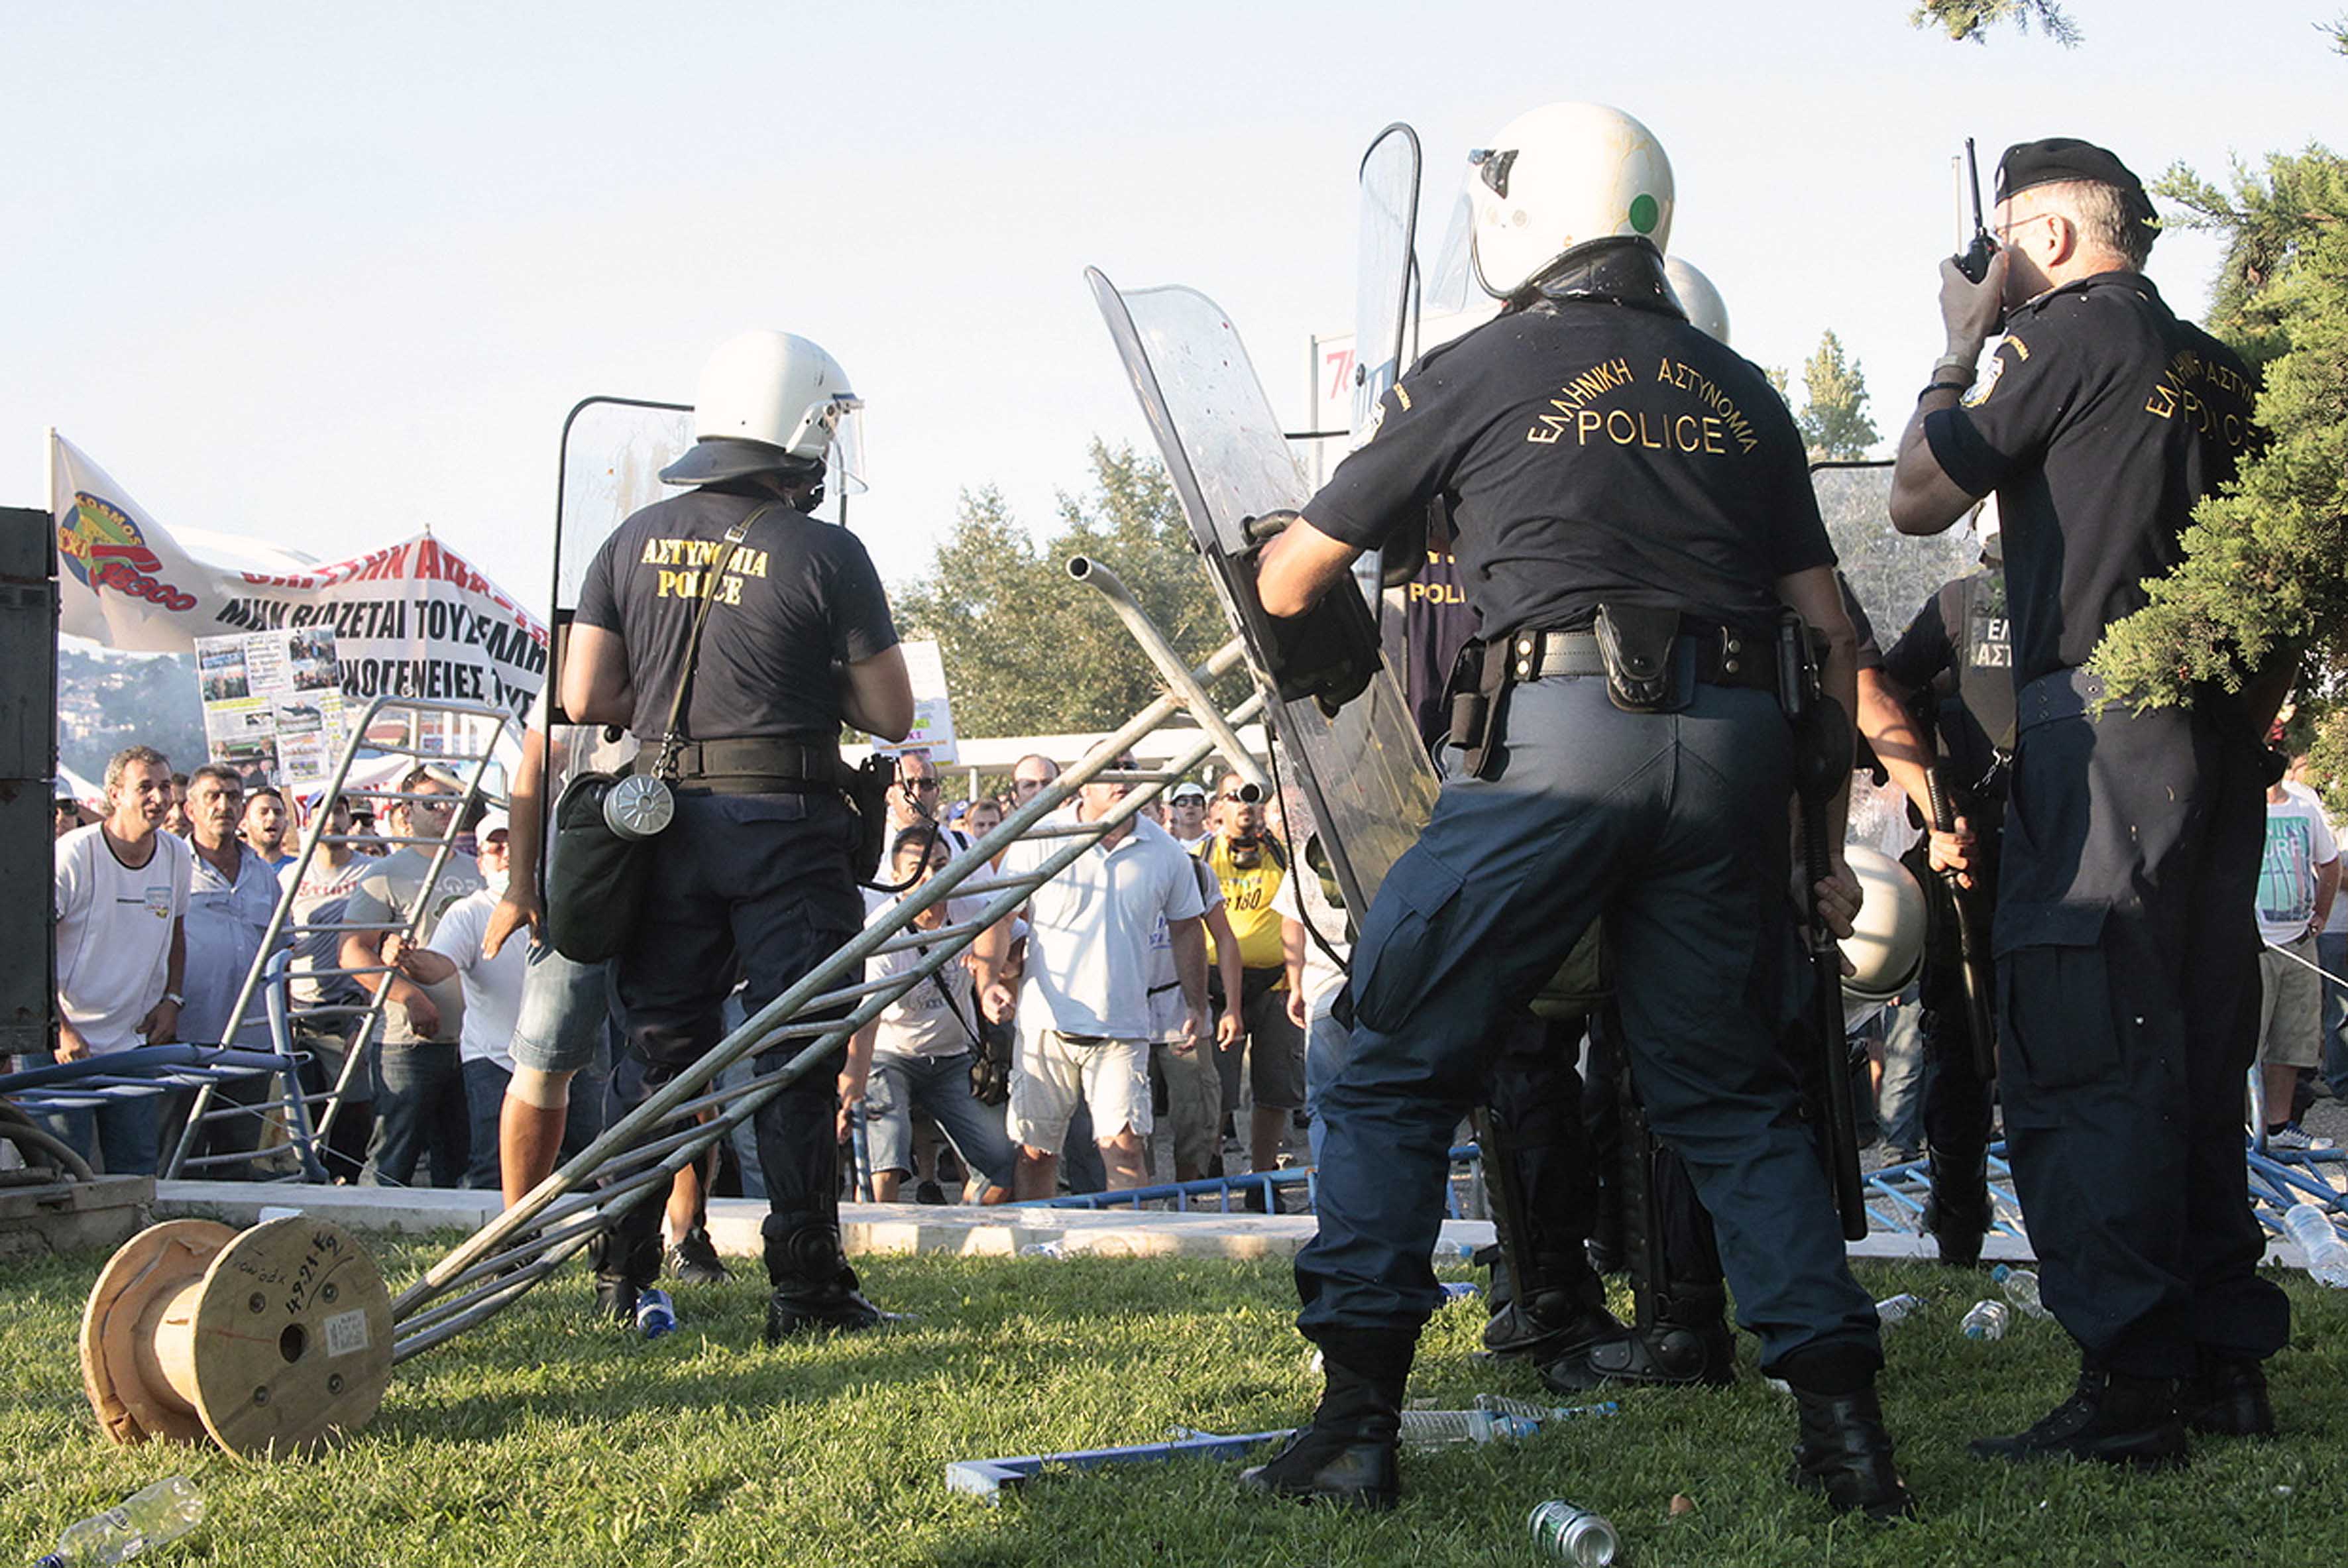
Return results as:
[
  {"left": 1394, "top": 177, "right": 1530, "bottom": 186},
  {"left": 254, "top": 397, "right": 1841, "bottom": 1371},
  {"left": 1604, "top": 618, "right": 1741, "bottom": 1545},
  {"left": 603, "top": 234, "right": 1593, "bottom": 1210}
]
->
[{"left": 1201, "top": 771, "right": 1304, "bottom": 1191}]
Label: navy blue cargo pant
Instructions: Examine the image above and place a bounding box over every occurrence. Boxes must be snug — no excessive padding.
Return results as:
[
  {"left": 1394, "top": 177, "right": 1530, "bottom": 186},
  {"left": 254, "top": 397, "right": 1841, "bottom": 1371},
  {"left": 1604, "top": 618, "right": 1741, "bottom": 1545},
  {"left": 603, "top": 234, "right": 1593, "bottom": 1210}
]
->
[
  {"left": 604, "top": 791, "right": 864, "bottom": 1280},
  {"left": 1298, "top": 675, "right": 1880, "bottom": 1376},
  {"left": 1995, "top": 673, "right": 2288, "bottom": 1378}
]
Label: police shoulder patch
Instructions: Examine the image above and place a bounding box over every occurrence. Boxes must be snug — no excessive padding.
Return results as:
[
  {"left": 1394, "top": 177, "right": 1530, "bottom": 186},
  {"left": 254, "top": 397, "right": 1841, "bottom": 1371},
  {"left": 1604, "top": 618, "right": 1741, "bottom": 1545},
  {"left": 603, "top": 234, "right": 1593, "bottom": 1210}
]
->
[{"left": 1961, "top": 337, "right": 2021, "bottom": 408}]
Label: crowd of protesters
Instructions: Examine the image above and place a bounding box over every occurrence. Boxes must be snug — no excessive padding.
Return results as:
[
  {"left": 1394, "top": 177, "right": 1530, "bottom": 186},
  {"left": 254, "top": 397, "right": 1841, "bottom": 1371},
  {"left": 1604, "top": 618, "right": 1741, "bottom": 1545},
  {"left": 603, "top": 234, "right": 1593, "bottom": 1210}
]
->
[{"left": 24, "top": 740, "right": 2347, "bottom": 1233}]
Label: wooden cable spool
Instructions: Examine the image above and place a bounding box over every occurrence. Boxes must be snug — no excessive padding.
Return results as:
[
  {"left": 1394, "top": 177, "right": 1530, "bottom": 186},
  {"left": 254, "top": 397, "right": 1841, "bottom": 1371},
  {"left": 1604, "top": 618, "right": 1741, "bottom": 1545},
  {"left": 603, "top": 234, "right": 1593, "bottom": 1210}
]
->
[{"left": 80, "top": 1217, "right": 394, "bottom": 1457}]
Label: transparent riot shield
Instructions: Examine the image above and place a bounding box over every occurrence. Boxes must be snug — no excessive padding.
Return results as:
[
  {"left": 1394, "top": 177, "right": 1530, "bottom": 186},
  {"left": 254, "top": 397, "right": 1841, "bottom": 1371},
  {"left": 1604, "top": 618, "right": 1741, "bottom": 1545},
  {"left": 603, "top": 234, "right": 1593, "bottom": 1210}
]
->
[
  {"left": 1809, "top": 459, "right": 1975, "bottom": 634},
  {"left": 1351, "top": 123, "right": 1421, "bottom": 433},
  {"left": 1088, "top": 270, "right": 1438, "bottom": 913},
  {"left": 551, "top": 397, "right": 695, "bottom": 621}
]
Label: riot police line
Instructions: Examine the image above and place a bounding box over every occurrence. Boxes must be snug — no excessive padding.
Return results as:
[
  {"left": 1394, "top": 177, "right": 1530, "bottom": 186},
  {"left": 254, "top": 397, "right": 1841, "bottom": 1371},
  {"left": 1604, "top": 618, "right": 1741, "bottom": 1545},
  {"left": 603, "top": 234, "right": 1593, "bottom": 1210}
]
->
[{"left": 453, "top": 103, "right": 2302, "bottom": 1534}]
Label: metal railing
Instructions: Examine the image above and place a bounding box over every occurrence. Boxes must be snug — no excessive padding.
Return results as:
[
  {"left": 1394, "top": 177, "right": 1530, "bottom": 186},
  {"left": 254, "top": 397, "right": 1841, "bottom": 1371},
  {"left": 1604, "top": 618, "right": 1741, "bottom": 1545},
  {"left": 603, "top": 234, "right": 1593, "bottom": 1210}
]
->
[{"left": 388, "top": 578, "right": 1263, "bottom": 1363}]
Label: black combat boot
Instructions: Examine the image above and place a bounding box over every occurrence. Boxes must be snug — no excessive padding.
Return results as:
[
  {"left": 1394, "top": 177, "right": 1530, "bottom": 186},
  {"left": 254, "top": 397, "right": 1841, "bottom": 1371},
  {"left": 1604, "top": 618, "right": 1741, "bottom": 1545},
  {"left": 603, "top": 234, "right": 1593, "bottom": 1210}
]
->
[
  {"left": 587, "top": 1205, "right": 663, "bottom": 1324},
  {"left": 1922, "top": 1148, "right": 1989, "bottom": 1268},
  {"left": 1543, "top": 1308, "right": 1736, "bottom": 1393},
  {"left": 1240, "top": 1327, "right": 1412, "bottom": 1510},
  {"left": 1968, "top": 1363, "right": 2188, "bottom": 1468},
  {"left": 762, "top": 1214, "right": 902, "bottom": 1343},
  {"left": 1788, "top": 1382, "right": 1918, "bottom": 1521},
  {"left": 2177, "top": 1353, "right": 2276, "bottom": 1439}
]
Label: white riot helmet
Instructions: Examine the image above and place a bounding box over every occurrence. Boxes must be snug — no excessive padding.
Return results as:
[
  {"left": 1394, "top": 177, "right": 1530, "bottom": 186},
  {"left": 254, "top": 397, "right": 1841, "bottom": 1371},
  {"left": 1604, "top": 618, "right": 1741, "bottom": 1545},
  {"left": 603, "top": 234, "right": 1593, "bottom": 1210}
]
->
[
  {"left": 1462, "top": 102, "right": 1675, "bottom": 298},
  {"left": 1838, "top": 844, "right": 1929, "bottom": 1005},
  {"left": 661, "top": 329, "right": 867, "bottom": 494},
  {"left": 1664, "top": 257, "right": 1731, "bottom": 345}
]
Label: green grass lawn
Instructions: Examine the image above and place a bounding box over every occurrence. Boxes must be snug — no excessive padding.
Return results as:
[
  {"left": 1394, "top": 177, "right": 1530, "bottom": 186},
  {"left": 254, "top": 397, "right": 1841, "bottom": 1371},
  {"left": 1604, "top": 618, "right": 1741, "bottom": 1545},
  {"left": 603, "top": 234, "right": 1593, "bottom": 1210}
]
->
[{"left": 5, "top": 1238, "right": 2344, "bottom": 1566}]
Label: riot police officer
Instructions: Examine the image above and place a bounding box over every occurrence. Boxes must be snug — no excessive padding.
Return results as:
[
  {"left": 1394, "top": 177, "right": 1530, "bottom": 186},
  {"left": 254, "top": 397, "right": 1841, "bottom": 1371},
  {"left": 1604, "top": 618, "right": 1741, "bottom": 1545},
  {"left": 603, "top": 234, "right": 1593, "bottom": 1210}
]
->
[
  {"left": 563, "top": 329, "right": 915, "bottom": 1341},
  {"left": 1891, "top": 139, "right": 2284, "bottom": 1462},
  {"left": 1243, "top": 103, "right": 1911, "bottom": 1518}
]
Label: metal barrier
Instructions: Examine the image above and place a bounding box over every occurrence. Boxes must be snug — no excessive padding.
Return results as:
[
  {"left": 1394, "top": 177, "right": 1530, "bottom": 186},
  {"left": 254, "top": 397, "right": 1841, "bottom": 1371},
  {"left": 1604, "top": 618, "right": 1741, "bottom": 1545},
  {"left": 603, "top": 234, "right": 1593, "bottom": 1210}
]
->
[
  {"left": 162, "top": 695, "right": 513, "bottom": 1180},
  {"left": 386, "top": 579, "right": 1265, "bottom": 1363}
]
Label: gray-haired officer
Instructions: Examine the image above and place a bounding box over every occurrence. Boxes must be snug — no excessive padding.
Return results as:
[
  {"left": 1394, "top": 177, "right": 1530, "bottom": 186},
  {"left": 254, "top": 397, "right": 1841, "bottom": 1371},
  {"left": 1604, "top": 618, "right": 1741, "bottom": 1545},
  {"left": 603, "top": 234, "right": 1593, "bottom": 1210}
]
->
[
  {"left": 1241, "top": 102, "right": 1911, "bottom": 1518},
  {"left": 564, "top": 329, "right": 915, "bottom": 1341},
  {"left": 1891, "top": 139, "right": 2284, "bottom": 1463}
]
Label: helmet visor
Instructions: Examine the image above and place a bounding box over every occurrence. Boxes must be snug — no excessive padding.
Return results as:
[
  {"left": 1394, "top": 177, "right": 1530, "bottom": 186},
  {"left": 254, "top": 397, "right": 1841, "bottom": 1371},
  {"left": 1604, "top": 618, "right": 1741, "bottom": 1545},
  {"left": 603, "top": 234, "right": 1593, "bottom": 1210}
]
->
[
  {"left": 820, "top": 396, "right": 867, "bottom": 496},
  {"left": 1426, "top": 187, "right": 1477, "bottom": 315}
]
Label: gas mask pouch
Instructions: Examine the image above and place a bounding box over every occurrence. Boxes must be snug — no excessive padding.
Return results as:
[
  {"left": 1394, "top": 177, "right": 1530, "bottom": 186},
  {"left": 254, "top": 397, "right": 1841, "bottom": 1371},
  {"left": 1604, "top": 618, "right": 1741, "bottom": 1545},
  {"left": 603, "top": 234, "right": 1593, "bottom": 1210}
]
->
[{"left": 1593, "top": 603, "right": 1689, "bottom": 713}]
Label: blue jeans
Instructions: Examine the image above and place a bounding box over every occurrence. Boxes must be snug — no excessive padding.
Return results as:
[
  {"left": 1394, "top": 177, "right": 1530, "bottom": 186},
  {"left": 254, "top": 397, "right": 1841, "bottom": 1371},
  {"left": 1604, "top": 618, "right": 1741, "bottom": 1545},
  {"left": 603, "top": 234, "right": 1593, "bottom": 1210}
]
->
[
  {"left": 862, "top": 1049, "right": 1017, "bottom": 1191},
  {"left": 463, "top": 1056, "right": 606, "bottom": 1191},
  {"left": 364, "top": 1040, "right": 469, "bottom": 1188},
  {"left": 51, "top": 1091, "right": 164, "bottom": 1178},
  {"left": 1873, "top": 990, "right": 1925, "bottom": 1155}
]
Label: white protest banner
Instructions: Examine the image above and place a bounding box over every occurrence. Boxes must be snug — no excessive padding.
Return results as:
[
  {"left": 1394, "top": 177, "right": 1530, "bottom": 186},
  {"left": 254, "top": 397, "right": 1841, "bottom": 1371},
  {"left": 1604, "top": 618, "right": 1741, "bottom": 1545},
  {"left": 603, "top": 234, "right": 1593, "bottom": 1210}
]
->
[
  {"left": 50, "top": 432, "right": 547, "bottom": 719},
  {"left": 194, "top": 626, "right": 351, "bottom": 790},
  {"left": 871, "top": 638, "right": 959, "bottom": 763}
]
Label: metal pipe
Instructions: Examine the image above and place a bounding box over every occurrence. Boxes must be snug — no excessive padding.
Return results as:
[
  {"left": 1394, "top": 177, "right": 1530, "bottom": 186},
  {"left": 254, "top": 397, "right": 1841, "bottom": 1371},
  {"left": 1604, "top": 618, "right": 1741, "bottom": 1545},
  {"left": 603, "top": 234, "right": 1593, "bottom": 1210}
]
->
[
  {"left": 396, "top": 636, "right": 1256, "bottom": 1317},
  {"left": 1068, "top": 556, "right": 1269, "bottom": 797}
]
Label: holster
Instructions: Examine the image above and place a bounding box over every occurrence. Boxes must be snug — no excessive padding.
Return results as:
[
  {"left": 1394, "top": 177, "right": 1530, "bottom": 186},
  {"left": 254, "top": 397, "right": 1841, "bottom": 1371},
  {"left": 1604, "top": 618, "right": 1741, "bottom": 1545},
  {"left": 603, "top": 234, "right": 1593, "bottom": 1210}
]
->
[
  {"left": 1445, "top": 636, "right": 1514, "bottom": 779},
  {"left": 1593, "top": 603, "right": 1689, "bottom": 713},
  {"left": 839, "top": 754, "right": 893, "bottom": 882}
]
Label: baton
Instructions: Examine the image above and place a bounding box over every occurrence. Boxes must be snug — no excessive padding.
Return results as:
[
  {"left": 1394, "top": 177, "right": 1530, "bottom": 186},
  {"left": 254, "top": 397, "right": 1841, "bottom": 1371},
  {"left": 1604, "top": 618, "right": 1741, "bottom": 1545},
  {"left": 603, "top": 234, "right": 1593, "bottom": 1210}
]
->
[{"left": 1922, "top": 762, "right": 1999, "bottom": 1082}]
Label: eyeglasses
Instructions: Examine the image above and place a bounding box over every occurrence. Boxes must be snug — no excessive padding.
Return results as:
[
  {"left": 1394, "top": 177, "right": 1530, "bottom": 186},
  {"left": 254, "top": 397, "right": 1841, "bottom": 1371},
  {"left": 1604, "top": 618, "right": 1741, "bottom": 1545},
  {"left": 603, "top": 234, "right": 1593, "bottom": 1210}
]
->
[{"left": 901, "top": 777, "right": 939, "bottom": 791}]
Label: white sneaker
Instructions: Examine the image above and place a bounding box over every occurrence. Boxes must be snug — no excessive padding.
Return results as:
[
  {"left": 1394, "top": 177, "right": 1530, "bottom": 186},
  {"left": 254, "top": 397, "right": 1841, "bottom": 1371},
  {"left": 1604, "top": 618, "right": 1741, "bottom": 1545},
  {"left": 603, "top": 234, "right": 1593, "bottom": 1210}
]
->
[{"left": 2266, "top": 1123, "right": 2336, "bottom": 1152}]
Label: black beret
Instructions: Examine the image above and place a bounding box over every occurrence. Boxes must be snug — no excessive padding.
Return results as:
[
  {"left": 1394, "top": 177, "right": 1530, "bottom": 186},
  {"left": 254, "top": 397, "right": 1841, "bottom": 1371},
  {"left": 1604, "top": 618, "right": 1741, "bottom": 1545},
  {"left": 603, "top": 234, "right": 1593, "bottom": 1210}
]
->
[{"left": 1996, "top": 137, "right": 2156, "bottom": 229}]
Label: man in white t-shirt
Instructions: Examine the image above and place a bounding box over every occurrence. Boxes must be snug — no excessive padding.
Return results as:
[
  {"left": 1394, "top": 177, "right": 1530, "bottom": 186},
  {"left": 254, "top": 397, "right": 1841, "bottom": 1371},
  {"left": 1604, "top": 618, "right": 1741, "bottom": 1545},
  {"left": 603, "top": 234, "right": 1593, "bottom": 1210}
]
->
[
  {"left": 52, "top": 746, "right": 190, "bottom": 1174},
  {"left": 2257, "top": 767, "right": 2340, "bottom": 1148},
  {"left": 972, "top": 752, "right": 1208, "bottom": 1197},
  {"left": 388, "top": 812, "right": 528, "bottom": 1192}
]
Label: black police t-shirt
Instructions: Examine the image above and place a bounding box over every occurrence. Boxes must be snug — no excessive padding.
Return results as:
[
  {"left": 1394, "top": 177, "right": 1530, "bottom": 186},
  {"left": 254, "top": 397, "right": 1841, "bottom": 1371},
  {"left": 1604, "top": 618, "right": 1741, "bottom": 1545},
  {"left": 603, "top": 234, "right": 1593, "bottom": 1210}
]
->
[
  {"left": 1308, "top": 304, "right": 1833, "bottom": 637},
  {"left": 575, "top": 487, "right": 899, "bottom": 741},
  {"left": 1883, "top": 570, "right": 2017, "bottom": 795},
  {"left": 1922, "top": 272, "right": 2259, "bottom": 687}
]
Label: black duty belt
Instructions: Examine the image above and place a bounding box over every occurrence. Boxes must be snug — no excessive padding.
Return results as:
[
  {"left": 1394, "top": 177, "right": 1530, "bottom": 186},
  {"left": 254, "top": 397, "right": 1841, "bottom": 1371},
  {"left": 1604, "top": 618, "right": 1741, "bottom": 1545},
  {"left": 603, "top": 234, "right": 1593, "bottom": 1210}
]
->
[
  {"left": 666, "top": 737, "right": 842, "bottom": 796},
  {"left": 1506, "top": 628, "right": 1776, "bottom": 692}
]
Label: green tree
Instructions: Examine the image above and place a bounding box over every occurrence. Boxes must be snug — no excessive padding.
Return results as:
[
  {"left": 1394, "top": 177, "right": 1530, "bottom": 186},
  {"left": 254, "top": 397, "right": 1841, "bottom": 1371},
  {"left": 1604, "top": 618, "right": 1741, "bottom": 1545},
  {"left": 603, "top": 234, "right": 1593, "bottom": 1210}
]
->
[
  {"left": 1911, "top": 0, "right": 2080, "bottom": 44},
  {"left": 1797, "top": 331, "right": 1881, "bottom": 461},
  {"left": 2086, "top": 23, "right": 2348, "bottom": 807},
  {"left": 891, "top": 441, "right": 1239, "bottom": 739}
]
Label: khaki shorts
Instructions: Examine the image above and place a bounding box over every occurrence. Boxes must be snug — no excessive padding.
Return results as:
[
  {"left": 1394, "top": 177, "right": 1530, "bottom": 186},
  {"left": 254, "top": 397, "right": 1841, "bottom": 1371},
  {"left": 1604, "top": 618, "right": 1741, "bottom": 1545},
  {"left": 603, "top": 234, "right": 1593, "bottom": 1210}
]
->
[
  {"left": 2259, "top": 935, "right": 2323, "bottom": 1068},
  {"left": 1009, "top": 1027, "right": 1152, "bottom": 1153}
]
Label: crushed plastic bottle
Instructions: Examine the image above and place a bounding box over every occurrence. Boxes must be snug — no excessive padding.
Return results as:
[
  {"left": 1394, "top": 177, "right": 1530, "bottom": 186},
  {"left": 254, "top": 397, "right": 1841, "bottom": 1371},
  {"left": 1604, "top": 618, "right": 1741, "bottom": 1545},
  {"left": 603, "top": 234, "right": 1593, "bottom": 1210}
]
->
[
  {"left": 1874, "top": 1292, "right": 1927, "bottom": 1326},
  {"left": 2280, "top": 1202, "right": 2348, "bottom": 1288},
  {"left": 38, "top": 1477, "right": 204, "bottom": 1567},
  {"left": 1528, "top": 1498, "right": 1618, "bottom": 1566},
  {"left": 1991, "top": 1264, "right": 2053, "bottom": 1319},
  {"left": 635, "top": 1288, "right": 678, "bottom": 1339},
  {"left": 1475, "top": 1393, "right": 1620, "bottom": 1422},
  {"left": 1018, "top": 1242, "right": 1066, "bottom": 1259},
  {"left": 1960, "top": 1299, "right": 2011, "bottom": 1341}
]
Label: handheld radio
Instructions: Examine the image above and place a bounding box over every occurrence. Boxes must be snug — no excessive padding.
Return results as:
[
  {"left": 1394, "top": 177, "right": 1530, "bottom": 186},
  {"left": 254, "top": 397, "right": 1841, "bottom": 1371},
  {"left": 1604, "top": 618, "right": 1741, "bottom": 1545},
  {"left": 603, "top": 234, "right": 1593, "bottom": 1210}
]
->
[{"left": 1955, "top": 137, "right": 1998, "bottom": 283}]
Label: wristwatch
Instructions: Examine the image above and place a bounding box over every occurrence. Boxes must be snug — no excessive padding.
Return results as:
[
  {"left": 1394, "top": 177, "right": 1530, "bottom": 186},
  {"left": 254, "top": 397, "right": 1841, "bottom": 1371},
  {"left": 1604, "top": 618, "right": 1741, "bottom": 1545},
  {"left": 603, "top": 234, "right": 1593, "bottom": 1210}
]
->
[{"left": 162, "top": 989, "right": 185, "bottom": 1007}]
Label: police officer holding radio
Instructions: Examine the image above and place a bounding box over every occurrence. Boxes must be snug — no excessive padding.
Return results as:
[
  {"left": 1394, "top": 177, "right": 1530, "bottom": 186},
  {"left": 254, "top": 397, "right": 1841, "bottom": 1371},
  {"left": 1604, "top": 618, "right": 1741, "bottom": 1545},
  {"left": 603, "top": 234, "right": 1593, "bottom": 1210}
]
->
[
  {"left": 563, "top": 329, "right": 915, "bottom": 1343},
  {"left": 1891, "top": 140, "right": 2284, "bottom": 1463},
  {"left": 1243, "top": 103, "right": 1911, "bottom": 1518}
]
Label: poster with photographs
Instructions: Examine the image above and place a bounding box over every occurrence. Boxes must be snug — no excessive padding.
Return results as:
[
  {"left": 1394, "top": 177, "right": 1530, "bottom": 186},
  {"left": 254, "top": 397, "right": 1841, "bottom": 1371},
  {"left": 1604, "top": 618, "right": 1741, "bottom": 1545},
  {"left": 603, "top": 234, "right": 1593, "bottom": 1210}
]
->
[{"left": 194, "top": 627, "right": 350, "bottom": 791}]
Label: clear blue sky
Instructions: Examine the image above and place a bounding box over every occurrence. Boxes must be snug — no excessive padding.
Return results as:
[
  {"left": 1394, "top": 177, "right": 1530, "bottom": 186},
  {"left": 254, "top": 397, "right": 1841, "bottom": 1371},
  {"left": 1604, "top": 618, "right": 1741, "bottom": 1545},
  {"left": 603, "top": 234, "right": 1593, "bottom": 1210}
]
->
[{"left": 5, "top": 1, "right": 2339, "bottom": 614}]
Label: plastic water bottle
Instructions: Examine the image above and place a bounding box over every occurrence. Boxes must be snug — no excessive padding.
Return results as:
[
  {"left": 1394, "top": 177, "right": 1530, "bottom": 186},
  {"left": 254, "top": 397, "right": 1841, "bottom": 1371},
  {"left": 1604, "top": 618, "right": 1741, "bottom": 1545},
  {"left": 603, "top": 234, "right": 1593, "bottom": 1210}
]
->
[
  {"left": 1991, "top": 1264, "right": 2054, "bottom": 1319},
  {"left": 1019, "top": 1241, "right": 1065, "bottom": 1259},
  {"left": 1475, "top": 1393, "right": 1620, "bottom": 1422},
  {"left": 1875, "top": 1292, "right": 1927, "bottom": 1326},
  {"left": 1439, "top": 1280, "right": 1481, "bottom": 1303},
  {"left": 1960, "top": 1299, "right": 2011, "bottom": 1341},
  {"left": 1528, "top": 1498, "right": 1618, "bottom": 1566},
  {"left": 635, "top": 1288, "right": 678, "bottom": 1339},
  {"left": 2280, "top": 1202, "right": 2348, "bottom": 1287},
  {"left": 37, "top": 1477, "right": 204, "bottom": 1567},
  {"left": 1397, "top": 1409, "right": 1540, "bottom": 1447}
]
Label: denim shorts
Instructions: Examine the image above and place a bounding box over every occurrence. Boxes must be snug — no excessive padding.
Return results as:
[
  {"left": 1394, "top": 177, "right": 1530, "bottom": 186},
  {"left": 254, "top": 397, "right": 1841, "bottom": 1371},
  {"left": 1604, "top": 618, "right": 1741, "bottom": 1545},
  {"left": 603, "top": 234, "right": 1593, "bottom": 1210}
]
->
[{"left": 509, "top": 939, "right": 614, "bottom": 1075}]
